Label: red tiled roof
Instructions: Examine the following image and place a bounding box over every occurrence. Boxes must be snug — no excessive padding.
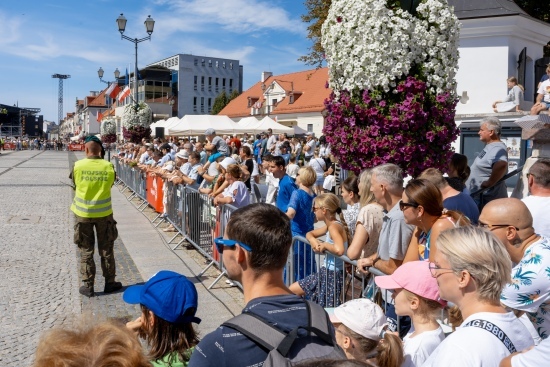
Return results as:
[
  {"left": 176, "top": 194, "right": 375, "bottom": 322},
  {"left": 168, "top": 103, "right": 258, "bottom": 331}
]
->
[
  {"left": 88, "top": 88, "right": 108, "bottom": 107},
  {"left": 219, "top": 68, "right": 331, "bottom": 118}
]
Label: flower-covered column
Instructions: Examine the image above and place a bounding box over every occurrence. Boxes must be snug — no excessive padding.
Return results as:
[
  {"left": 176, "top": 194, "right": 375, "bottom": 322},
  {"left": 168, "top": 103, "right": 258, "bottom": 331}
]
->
[
  {"left": 322, "top": 0, "right": 461, "bottom": 176},
  {"left": 100, "top": 118, "right": 117, "bottom": 144},
  {"left": 122, "top": 102, "right": 152, "bottom": 143}
]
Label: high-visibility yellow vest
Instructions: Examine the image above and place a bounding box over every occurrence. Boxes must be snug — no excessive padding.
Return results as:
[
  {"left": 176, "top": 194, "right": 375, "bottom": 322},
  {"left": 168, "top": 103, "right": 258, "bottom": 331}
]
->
[{"left": 70, "top": 158, "right": 115, "bottom": 218}]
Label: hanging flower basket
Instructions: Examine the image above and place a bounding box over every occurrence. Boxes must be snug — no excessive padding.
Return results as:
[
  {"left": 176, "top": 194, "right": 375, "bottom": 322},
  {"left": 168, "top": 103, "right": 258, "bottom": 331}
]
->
[
  {"left": 322, "top": 0, "right": 461, "bottom": 176},
  {"left": 100, "top": 118, "right": 117, "bottom": 144},
  {"left": 122, "top": 102, "right": 152, "bottom": 143}
]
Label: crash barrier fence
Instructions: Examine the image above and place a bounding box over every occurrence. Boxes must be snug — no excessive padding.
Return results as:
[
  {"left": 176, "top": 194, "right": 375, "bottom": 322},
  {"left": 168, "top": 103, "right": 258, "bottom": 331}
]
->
[{"left": 114, "top": 160, "right": 451, "bottom": 330}]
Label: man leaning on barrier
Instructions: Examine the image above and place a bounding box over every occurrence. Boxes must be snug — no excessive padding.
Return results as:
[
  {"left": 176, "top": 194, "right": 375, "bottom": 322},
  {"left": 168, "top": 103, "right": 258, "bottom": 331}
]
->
[{"left": 71, "top": 135, "right": 122, "bottom": 298}]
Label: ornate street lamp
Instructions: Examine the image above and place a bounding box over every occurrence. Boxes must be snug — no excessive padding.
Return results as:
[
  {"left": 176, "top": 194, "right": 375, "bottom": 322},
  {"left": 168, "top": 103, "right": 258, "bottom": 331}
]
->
[
  {"left": 116, "top": 13, "right": 155, "bottom": 109},
  {"left": 97, "top": 67, "right": 121, "bottom": 85}
]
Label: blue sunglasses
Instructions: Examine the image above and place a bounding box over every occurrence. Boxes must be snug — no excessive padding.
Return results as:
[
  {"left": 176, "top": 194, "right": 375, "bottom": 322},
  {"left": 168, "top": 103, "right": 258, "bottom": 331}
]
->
[{"left": 214, "top": 236, "right": 253, "bottom": 254}]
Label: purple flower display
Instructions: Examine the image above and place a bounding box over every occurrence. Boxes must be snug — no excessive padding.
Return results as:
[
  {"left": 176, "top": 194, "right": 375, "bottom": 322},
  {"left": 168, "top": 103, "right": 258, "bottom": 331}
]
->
[{"left": 323, "top": 76, "right": 459, "bottom": 177}]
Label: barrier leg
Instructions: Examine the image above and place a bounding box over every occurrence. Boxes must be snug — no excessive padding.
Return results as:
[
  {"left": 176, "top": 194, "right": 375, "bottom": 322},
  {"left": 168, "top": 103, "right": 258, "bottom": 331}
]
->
[
  {"left": 208, "top": 270, "right": 228, "bottom": 290},
  {"left": 198, "top": 260, "right": 216, "bottom": 277},
  {"left": 172, "top": 238, "right": 186, "bottom": 251}
]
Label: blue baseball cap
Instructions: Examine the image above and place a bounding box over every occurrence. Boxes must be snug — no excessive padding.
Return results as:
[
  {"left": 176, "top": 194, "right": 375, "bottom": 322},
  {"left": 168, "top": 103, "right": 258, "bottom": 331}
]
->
[{"left": 123, "top": 270, "right": 201, "bottom": 325}]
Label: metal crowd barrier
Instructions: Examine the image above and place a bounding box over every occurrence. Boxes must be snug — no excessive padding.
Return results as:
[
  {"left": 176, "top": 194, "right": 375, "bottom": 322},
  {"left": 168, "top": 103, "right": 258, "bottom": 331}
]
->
[{"left": 113, "top": 160, "right": 450, "bottom": 332}]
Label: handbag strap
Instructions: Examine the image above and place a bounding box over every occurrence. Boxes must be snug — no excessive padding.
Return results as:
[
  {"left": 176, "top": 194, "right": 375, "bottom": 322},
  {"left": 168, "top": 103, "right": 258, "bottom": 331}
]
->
[{"left": 463, "top": 319, "right": 516, "bottom": 354}]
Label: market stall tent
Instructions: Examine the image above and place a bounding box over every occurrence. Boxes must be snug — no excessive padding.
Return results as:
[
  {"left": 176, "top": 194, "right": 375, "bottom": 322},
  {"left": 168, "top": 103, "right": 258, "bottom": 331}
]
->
[{"left": 166, "top": 115, "right": 247, "bottom": 136}]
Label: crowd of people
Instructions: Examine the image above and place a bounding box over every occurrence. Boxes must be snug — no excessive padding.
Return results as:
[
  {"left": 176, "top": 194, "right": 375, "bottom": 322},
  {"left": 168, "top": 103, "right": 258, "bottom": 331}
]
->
[{"left": 35, "top": 115, "right": 550, "bottom": 366}]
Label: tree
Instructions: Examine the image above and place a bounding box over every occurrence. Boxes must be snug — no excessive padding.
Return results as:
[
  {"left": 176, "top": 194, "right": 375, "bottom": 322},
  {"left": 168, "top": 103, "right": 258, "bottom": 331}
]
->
[
  {"left": 212, "top": 89, "right": 241, "bottom": 115},
  {"left": 514, "top": 1, "right": 550, "bottom": 22},
  {"left": 299, "top": 0, "right": 549, "bottom": 67},
  {"left": 298, "top": 0, "right": 332, "bottom": 67}
]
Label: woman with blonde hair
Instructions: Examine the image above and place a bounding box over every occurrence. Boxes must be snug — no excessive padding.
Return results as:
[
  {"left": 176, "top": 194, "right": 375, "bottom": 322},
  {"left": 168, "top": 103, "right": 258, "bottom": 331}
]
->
[
  {"left": 286, "top": 166, "right": 317, "bottom": 280},
  {"left": 347, "top": 169, "right": 384, "bottom": 260},
  {"left": 401, "top": 178, "right": 470, "bottom": 263},
  {"left": 34, "top": 320, "right": 151, "bottom": 367},
  {"left": 213, "top": 163, "right": 250, "bottom": 208},
  {"left": 423, "top": 226, "right": 533, "bottom": 366},
  {"left": 289, "top": 193, "right": 350, "bottom": 307}
]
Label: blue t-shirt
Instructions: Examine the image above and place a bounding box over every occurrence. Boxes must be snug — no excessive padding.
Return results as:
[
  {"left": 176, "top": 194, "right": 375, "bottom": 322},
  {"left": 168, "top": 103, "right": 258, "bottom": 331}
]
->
[
  {"left": 288, "top": 189, "right": 316, "bottom": 236},
  {"left": 277, "top": 174, "right": 297, "bottom": 213},
  {"left": 188, "top": 295, "right": 334, "bottom": 367},
  {"left": 443, "top": 192, "right": 480, "bottom": 224}
]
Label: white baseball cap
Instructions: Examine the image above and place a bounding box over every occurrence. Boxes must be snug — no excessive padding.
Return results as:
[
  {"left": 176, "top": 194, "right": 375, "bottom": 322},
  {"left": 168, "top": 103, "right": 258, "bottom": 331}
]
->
[
  {"left": 329, "top": 299, "right": 388, "bottom": 340},
  {"left": 219, "top": 157, "right": 236, "bottom": 170}
]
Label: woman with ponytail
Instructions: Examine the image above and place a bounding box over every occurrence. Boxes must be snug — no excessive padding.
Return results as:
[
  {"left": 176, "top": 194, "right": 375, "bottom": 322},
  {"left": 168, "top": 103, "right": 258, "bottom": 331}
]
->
[
  {"left": 401, "top": 179, "right": 470, "bottom": 263},
  {"left": 289, "top": 193, "right": 350, "bottom": 307},
  {"left": 329, "top": 298, "right": 403, "bottom": 367}
]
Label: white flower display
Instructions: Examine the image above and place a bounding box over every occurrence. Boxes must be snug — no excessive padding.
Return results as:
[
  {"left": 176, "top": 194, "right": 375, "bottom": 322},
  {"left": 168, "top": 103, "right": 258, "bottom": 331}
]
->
[
  {"left": 122, "top": 102, "right": 152, "bottom": 130},
  {"left": 322, "top": 0, "right": 460, "bottom": 96},
  {"left": 100, "top": 118, "right": 117, "bottom": 135}
]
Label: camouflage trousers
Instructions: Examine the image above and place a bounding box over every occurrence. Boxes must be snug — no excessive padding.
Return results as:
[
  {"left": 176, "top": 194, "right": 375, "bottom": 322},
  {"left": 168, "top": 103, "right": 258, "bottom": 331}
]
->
[{"left": 73, "top": 214, "right": 118, "bottom": 286}]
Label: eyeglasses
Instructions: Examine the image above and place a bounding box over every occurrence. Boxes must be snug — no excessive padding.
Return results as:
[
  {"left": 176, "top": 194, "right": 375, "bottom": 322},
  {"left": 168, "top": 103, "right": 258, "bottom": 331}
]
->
[
  {"left": 213, "top": 237, "right": 252, "bottom": 254},
  {"left": 399, "top": 200, "right": 419, "bottom": 211},
  {"left": 478, "top": 221, "right": 520, "bottom": 231},
  {"left": 428, "top": 262, "right": 454, "bottom": 278}
]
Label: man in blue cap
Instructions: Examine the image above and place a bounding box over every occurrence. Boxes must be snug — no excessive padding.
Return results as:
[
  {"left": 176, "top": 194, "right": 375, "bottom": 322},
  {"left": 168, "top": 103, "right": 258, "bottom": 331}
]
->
[{"left": 71, "top": 135, "right": 122, "bottom": 297}]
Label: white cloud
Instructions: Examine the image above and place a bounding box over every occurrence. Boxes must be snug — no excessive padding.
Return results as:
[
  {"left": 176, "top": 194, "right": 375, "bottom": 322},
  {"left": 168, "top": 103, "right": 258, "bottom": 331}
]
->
[{"left": 152, "top": 0, "right": 305, "bottom": 35}]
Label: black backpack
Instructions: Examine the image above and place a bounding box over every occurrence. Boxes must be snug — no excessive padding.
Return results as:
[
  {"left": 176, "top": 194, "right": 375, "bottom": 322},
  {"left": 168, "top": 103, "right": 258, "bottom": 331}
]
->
[{"left": 222, "top": 300, "right": 346, "bottom": 366}]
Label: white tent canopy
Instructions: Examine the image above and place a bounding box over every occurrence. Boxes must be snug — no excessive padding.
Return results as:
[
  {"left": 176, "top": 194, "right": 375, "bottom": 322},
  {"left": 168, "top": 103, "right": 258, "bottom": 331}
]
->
[
  {"left": 237, "top": 116, "right": 259, "bottom": 129},
  {"left": 166, "top": 115, "right": 247, "bottom": 136},
  {"left": 247, "top": 116, "right": 294, "bottom": 135}
]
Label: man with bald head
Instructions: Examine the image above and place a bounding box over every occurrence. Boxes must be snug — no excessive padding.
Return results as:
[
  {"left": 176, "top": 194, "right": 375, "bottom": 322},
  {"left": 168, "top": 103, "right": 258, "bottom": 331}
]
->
[
  {"left": 71, "top": 135, "right": 122, "bottom": 297},
  {"left": 480, "top": 198, "right": 550, "bottom": 341}
]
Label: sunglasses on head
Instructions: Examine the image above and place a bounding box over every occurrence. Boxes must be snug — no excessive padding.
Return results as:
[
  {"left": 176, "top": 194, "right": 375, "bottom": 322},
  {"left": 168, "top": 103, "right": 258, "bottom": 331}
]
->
[{"left": 214, "top": 236, "right": 253, "bottom": 254}]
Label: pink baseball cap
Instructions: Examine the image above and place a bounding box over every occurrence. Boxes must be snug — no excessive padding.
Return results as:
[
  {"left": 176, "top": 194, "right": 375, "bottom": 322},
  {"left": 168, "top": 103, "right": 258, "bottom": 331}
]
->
[{"left": 374, "top": 261, "right": 447, "bottom": 307}]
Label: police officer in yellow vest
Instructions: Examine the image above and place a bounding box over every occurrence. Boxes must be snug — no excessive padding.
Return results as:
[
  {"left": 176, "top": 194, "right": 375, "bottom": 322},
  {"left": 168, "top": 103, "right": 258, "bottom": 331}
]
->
[{"left": 71, "top": 135, "right": 122, "bottom": 297}]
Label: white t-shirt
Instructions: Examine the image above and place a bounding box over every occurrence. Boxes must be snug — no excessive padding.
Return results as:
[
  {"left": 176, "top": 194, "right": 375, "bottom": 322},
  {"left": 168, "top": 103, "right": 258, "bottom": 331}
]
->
[
  {"left": 422, "top": 312, "right": 534, "bottom": 367},
  {"left": 286, "top": 163, "right": 299, "bottom": 178},
  {"left": 537, "top": 79, "right": 550, "bottom": 103},
  {"left": 402, "top": 327, "right": 445, "bottom": 367},
  {"left": 222, "top": 181, "right": 250, "bottom": 208},
  {"left": 265, "top": 173, "right": 279, "bottom": 205},
  {"left": 304, "top": 139, "right": 316, "bottom": 157},
  {"left": 522, "top": 196, "right": 550, "bottom": 237},
  {"left": 511, "top": 335, "right": 550, "bottom": 367}
]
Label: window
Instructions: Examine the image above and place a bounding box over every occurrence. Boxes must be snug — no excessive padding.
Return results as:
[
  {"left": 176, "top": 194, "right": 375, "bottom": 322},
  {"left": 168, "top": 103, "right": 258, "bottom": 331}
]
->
[
  {"left": 193, "top": 97, "right": 197, "bottom": 112},
  {"left": 194, "top": 59, "right": 198, "bottom": 66},
  {"left": 208, "top": 98, "right": 212, "bottom": 112},
  {"left": 215, "top": 61, "right": 219, "bottom": 68},
  {"left": 229, "top": 79, "right": 233, "bottom": 92},
  {"left": 201, "top": 97, "right": 204, "bottom": 113},
  {"left": 201, "top": 76, "right": 205, "bottom": 91},
  {"left": 215, "top": 77, "right": 219, "bottom": 92},
  {"left": 229, "top": 62, "right": 233, "bottom": 70},
  {"left": 208, "top": 60, "right": 212, "bottom": 67},
  {"left": 222, "top": 61, "right": 226, "bottom": 68},
  {"left": 201, "top": 58, "right": 205, "bottom": 66},
  {"left": 222, "top": 78, "right": 226, "bottom": 89},
  {"left": 194, "top": 76, "right": 197, "bottom": 91},
  {"left": 208, "top": 77, "right": 212, "bottom": 91},
  {"left": 307, "top": 124, "right": 313, "bottom": 132}
]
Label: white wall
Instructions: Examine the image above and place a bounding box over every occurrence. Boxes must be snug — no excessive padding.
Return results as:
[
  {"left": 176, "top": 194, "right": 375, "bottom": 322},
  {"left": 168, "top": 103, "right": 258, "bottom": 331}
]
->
[{"left": 455, "top": 16, "right": 550, "bottom": 115}]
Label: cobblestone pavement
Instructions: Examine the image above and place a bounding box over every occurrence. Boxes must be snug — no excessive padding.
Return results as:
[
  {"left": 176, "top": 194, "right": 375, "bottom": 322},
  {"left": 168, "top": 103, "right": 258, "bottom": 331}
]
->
[{"left": 0, "top": 151, "right": 142, "bottom": 366}]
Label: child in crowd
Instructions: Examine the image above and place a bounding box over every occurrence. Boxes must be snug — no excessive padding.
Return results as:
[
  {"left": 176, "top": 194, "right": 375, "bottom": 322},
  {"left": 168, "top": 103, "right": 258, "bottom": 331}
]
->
[
  {"left": 329, "top": 298, "right": 404, "bottom": 367},
  {"left": 213, "top": 164, "right": 250, "bottom": 208},
  {"left": 375, "top": 261, "right": 446, "bottom": 367},
  {"left": 124, "top": 270, "right": 201, "bottom": 367},
  {"left": 289, "top": 193, "right": 350, "bottom": 307},
  {"left": 341, "top": 176, "right": 360, "bottom": 237},
  {"left": 286, "top": 154, "right": 300, "bottom": 179},
  {"left": 286, "top": 166, "right": 317, "bottom": 281}
]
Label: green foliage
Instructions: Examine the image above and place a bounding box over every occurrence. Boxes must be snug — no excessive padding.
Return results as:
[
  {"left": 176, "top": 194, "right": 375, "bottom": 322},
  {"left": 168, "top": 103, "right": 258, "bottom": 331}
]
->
[
  {"left": 212, "top": 89, "right": 241, "bottom": 115},
  {"left": 514, "top": 0, "right": 550, "bottom": 22}
]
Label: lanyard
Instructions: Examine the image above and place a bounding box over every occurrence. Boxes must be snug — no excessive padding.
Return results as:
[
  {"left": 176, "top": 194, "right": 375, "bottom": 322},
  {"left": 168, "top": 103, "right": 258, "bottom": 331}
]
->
[{"left": 463, "top": 319, "right": 516, "bottom": 354}]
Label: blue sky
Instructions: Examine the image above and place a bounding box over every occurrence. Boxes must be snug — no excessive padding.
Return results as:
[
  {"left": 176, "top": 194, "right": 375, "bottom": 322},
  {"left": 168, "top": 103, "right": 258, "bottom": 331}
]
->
[{"left": 0, "top": 0, "right": 314, "bottom": 123}]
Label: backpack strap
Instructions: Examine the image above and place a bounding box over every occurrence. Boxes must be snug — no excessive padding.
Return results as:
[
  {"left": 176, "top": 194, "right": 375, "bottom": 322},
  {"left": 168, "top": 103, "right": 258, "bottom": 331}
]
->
[{"left": 222, "top": 312, "right": 287, "bottom": 352}]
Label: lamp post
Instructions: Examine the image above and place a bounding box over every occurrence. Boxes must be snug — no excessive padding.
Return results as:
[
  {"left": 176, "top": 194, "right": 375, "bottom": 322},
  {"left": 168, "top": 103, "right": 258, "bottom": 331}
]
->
[
  {"left": 116, "top": 13, "right": 155, "bottom": 110},
  {"left": 97, "top": 67, "right": 121, "bottom": 85}
]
